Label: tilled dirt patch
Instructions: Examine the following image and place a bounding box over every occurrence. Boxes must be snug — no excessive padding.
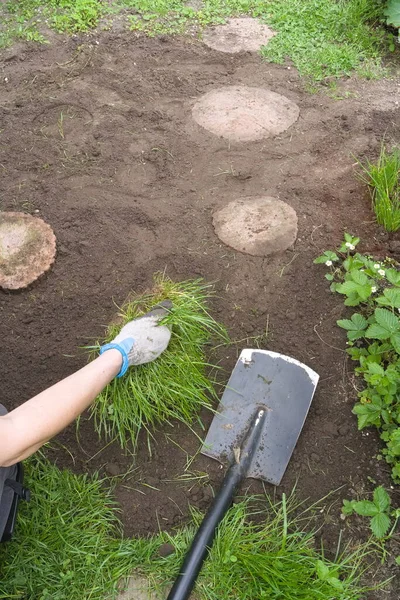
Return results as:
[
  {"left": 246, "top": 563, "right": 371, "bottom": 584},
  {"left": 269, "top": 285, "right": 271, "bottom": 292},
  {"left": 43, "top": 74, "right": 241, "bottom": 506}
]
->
[{"left": 0, "top": 32, "right": 399, "bottom": 594}]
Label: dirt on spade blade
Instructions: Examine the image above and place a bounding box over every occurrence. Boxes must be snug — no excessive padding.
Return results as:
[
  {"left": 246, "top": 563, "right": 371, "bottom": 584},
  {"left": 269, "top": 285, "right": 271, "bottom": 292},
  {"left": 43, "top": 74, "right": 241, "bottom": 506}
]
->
[{"left": 0, "top": 29, "right": 399, "bottom": 595}]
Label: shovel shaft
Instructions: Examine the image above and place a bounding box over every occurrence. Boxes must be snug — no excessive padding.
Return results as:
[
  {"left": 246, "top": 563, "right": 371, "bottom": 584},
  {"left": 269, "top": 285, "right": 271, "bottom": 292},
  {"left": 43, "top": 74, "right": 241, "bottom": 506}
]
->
[{"left": 166, "top": 408, "right": 267, "bottom": 600}]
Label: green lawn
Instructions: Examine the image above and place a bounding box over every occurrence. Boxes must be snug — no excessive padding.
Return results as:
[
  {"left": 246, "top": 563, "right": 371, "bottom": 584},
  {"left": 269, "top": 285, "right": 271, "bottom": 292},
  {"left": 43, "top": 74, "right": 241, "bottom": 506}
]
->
[
  {"left": 0, "top": 456, "right": 383, "bottom": 600},
  {"left": 0, "top": 0, "right": 394, "bottom": 81}
]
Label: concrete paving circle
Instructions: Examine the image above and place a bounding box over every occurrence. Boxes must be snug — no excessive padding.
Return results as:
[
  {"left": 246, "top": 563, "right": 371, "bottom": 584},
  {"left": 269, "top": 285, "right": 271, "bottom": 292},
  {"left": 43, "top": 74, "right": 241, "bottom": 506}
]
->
[
  {"left": 213, "top": 197, "right": 298, "bottom": 256},
  {"left": 203, "top": 17, "right": 275, "bottom": 53},
  {"left": 192, "top": 86, "right": 299, "bottom": 142},
  {"left": 0, "top": 212, "right": 56, "bottom": 289}
]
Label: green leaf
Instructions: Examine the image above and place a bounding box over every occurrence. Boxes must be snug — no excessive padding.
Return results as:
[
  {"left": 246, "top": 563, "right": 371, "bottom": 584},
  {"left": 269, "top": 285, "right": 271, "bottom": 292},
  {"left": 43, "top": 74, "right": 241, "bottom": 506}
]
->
[
  {"left": 337, "top": 313, "right": 367, "bottom": 341},
  {"left": 386, "top": 269, "right": 400, "bottom": 286},
  {"left": 376, "top": 288, "right": 400, "bottom": 308},
  {"left": 385, "top": 0, "right": 400, "bottom": 27},
  {"left": 325, "top": 251, "right": 339, "bottom": 261},
  {"left": 344, "top": 295, "right": 362, "bottom": 306},
  {"left": 316, "top": 560, "right": 330, "bottom": 581},
  {"left": 347, "top": 330, "right": 364, "bottom": 341},
  {"left": 336, "top": 281, "right": 360, "bottom": 295},
  {"left": 325, "top": 273, "right": 334, "bottom": 281},
  {"left": 391, "top": 333, "right": 400, "bottom": 354},
  {"left": 314, "top": 251, "right": 339, "bottom": 264},
  {"left": 353, "top": 403, "right": 382, "bottom": 428},
  {"left": 337, "top": 319, "right": 356, "bottom": 330},
  {"left": 375, "top": 308, "right": 400, "bottom": 333},
  {"left": 359, "top": 285, "right": 373, "bottom": 301},
  {"left": 365, "top": 324, "right": 391, "bottom": 340},
  {"left": 342, "top": 499, "right": 355, "bottom": 515},
  {"left": 330, "top": 282, "right": 339, "bottom": 293},
  {"left": 327, "top": 576, "right": 344, "bottom": 591},
  {"left": 395, "top": 556, "right": 400, "bottom": 566},
  {"left": 351, "top": 270, "right": 368, "bottom": 286},
  {"left": 314, "top": 255, "right": 330, "bottom": 264},
  {"left": 373, "top": 486, "right": 390, "bottom": 512},
  {"left": 347, "top": 347, "right": 368, "bottom": 360},
  {"left": 387, "top": 429, "right": 400, "bottom": 455},
  {"left": 370, "top": 512, "right": 391, "bottom": 538},
  {"left": 352, "top": 500, "right": 379, "bottom": 517},
  {"left": 367, "top": 362, "right": 385, "bottom": 376},
  {"left": 351, "top": 313, "right": 368, "bottom": 329}
]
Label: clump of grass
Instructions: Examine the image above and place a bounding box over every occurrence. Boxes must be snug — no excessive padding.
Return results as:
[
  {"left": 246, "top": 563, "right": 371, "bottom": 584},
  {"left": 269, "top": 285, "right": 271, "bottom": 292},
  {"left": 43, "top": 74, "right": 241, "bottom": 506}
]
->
[
  {"left": 259, "top": 0, "right": 386, "bottom": 81},
  {"left": 0, "top": 457, "right": 386, "bottom": 600},
  {"left": 90, "top": 274, "right": 228, "bottom": 449},
  {"left": 0, "top": 455, "right": 148, "bottom": 600},
  {"left": 358, "top": 145, "right": 400, "bottom": 232},
  {"left": 4, "top": 0, "right": 105, "bottom": 34},
  {"left": 144, "top": 494, "right": 383, "bottom": 599}
]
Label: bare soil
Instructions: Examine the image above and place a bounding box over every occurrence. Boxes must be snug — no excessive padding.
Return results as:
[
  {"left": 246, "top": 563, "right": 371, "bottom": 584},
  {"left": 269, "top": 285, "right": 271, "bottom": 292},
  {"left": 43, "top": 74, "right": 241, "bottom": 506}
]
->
[{"left": 1, "top": 29, "right": 400, "bottom": 594}]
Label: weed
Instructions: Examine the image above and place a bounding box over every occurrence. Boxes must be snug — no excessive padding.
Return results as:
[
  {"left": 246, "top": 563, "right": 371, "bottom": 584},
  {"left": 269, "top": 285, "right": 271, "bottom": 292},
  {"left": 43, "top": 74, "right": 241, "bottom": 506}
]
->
[
  {"left": 51, "top": 0, "right": 105, "bottom": 33},
  {"left": 89, "top": 274, "right": 228, "bottom": 449},
  {"left": 1, "top": 0, "right": 104, "bottom": 40},
  {"left": 357, "top": 145, "right": 400, "bottom": 232},
  {"left": 58, "top": 111, "right": 65, "bottom": 139},
  {"left": 342, "top": 486, "right": 400, "bottom": 563},
  {"left": 0, "top": 457, "right": 385, "bottom": 599},
  {"left": 342, "top": 486, "right": 399, "bottom": 538},
  {"left": 314, "top": 233, "right": 400, "bottom": 482}
]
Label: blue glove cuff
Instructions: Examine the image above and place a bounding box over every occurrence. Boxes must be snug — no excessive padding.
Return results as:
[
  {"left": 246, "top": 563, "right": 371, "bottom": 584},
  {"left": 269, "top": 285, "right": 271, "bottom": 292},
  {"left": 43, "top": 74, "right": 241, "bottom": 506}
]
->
[{"left": 99, "top": 337, "right": 134, "bottom": 378}]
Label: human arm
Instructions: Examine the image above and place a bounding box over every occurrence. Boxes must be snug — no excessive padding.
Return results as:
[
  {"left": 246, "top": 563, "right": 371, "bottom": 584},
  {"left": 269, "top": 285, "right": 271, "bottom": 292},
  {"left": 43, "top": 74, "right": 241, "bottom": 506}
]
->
[
  {"left": 0, "top": 302, "right": 171, "bottom": 467},
  {"left": 0, "top": 349, "right": 122, "bottom": 467}
]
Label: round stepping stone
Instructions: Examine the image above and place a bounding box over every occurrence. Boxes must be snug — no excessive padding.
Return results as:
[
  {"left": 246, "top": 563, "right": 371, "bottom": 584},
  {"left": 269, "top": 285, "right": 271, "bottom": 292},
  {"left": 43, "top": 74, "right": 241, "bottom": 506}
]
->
[
  {"left": 203, "top": 17, "right": 275, "bottom": 53},
  {"left": 192, "top": 86, "right": 299, "bottom": 142},
  {"left": 213, "top": 197, "right": 297, "bottom": 256},
  {"left": 0, "top": 212, "right": 56, "bottom": 290}
]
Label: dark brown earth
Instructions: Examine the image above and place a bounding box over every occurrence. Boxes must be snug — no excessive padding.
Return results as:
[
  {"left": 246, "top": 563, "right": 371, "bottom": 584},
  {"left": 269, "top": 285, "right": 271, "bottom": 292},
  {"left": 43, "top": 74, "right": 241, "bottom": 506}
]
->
[{"left": 1, "top": 29, "right": 400, "bottom": 594}]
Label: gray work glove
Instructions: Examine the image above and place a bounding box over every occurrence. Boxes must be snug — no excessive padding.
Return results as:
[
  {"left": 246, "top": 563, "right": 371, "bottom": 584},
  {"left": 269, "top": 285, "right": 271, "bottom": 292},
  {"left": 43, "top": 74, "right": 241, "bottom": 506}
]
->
[{"left": 99, "top": 301, "right": 172, "bottom": 377}]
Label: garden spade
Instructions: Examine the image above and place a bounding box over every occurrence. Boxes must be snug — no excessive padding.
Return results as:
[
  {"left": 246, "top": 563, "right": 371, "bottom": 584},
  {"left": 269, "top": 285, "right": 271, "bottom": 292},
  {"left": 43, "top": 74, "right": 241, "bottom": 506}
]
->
[{"left": 166, "top": 349, "right": 319, "bottom": 600}]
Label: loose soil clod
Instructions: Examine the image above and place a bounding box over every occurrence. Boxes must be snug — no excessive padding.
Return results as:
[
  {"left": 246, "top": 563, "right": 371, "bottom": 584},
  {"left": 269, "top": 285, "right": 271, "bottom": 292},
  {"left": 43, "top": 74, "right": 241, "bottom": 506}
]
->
[
  {"left": 0, "top": 212, "right": 56, "bottom": 290},
  {"left": 192, "top": 86, "right": 300, "bottom": 142},
  {"left": 202, "top": 17, "right": 276, "bottom": 54},
  {"left": 213, "top": 197, "right": 298, "bottom": 256}
]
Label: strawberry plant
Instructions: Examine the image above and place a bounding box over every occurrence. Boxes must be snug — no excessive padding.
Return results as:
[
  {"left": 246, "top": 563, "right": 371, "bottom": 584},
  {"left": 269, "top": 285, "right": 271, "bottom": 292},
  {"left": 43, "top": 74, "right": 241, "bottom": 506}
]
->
[
  {"left": 385, "top": 0, "right": 400, "bottom": 38},
  {"left": 314, "top": 234, "right": 400, "bottom": 483},
  {"left": 342, "top": 486, "right": 400, "bottom": 563},
  {"left": 342, "top": 486, "right": 398, "bottom": 539}
]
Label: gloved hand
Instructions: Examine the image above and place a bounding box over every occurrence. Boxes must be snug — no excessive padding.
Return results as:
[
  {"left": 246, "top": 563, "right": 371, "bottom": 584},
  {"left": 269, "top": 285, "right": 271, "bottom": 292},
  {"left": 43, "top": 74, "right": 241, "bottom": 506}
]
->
[{"left": 100, "top": 300, "right": 172, "bottom": 377}]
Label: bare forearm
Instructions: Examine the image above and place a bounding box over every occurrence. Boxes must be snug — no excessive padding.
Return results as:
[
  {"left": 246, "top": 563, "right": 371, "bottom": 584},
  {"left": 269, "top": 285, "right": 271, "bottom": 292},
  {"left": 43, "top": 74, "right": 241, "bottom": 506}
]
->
[{"left": 0, "top": 350, "right": 122, "bottom": 466}]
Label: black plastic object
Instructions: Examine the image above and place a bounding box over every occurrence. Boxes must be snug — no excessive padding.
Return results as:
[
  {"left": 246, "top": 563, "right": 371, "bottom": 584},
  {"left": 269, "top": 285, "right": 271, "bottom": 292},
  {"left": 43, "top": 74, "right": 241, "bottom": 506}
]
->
[
  {"left": 1, "top": 462, "right": 30, "bottom": 543},
  {"left": 166, "top": 408, "right": 267, "bottom": 600}
]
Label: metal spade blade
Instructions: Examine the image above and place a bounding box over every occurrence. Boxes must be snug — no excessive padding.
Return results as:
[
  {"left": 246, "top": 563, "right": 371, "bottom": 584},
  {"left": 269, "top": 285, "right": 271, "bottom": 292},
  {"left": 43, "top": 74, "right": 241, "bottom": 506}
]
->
[{"left": 202, "top": 349, "right": 319, "bottom": 486}]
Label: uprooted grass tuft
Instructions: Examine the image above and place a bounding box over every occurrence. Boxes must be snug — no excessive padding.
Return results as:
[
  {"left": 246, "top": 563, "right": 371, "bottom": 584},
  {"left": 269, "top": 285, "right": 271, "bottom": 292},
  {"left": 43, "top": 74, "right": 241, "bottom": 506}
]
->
[
  {"left": 357, "top": 144, "right": 400, "bottom": 232},
  {"left": 0, "top": 457, "right": 386, "bottom": 600},
  {"left": 89, "top": 274, "right": 229, "bottom": 450}
]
